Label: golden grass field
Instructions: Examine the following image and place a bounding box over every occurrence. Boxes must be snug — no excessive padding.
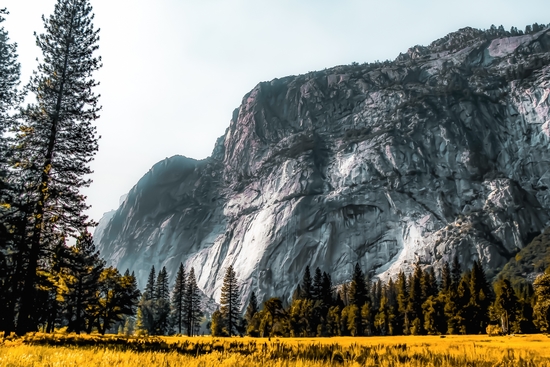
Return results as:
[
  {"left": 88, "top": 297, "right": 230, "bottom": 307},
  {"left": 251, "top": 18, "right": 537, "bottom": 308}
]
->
[{"left": 1, "top": 333, "right": 550, "bottom": 366}]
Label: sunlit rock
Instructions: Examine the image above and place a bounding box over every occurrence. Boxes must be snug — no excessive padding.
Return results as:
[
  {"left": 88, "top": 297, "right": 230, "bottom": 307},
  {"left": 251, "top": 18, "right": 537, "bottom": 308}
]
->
[{"left": 96, "top": 26, "right": 550, "bottom": 308}]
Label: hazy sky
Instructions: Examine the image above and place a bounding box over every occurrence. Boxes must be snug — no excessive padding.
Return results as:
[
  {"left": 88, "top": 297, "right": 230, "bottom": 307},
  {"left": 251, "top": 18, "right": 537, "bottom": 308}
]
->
[{"left": 2, "top": 0, "right": 548, "bottom": 226}]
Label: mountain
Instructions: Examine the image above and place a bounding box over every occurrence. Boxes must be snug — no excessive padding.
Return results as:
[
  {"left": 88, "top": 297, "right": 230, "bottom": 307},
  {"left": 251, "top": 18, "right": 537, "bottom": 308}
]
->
[{"left": 96, "top": 25, "right": 550, "bottom": 307}]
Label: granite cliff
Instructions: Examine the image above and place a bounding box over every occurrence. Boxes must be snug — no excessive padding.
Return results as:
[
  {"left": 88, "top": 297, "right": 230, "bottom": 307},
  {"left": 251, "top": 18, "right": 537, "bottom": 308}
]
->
[{"left": 96, "top": 25, "right": 550, "bottom": 307}]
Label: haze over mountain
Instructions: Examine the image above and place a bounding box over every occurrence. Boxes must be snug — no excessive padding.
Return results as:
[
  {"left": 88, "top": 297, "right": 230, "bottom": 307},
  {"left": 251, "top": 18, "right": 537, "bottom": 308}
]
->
[{"left": 96, "top": 25, "right": 550, "bottom": 308}]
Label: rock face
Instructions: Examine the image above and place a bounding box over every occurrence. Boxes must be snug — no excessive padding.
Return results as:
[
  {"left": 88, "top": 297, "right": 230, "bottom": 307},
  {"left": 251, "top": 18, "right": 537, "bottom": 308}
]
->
[{"left": 96, "top": 26, "right": 550, "bottom": 308}]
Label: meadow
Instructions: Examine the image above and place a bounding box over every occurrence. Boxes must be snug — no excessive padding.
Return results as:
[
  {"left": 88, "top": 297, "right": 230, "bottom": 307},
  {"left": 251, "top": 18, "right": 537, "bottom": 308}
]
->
[{"left": 1, "top": 333, "right": 550, "bottom": 366}]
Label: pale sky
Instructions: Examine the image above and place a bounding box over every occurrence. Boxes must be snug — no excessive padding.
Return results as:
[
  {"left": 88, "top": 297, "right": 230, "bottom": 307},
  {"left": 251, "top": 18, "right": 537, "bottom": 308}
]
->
[{"left": 2, "top": 0, "right": 548, "bottom": 226}]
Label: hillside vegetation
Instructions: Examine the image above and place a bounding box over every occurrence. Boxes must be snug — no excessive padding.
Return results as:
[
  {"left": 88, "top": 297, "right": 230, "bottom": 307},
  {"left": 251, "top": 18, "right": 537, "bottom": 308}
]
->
[{"left": 498, "top": 227, "right": 550, "bottom": 287}]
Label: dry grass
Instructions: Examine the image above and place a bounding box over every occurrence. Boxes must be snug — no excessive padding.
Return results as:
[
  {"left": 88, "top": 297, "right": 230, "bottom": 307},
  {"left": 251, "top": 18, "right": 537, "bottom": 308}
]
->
[{"left": 1, "top": 333, "right": 550, "bottom": 366}]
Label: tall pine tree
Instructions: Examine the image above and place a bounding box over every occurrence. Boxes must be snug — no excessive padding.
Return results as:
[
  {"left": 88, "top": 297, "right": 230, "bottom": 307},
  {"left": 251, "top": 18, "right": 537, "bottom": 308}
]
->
[
  {"left": 0, "top": 7, "right": 22, "bottom": 334},
  {"left": 301, "top": 266, "right": 313, "bottom": 300},
  {"left": 312, "top": 267, "right": 323, "bottom": 301},
  {"left": 220, "top": 265, "right": 240, "bottom": 336},
  {"left": 14, "top": 0, "right": 101, "bottom": 334},
  {"left": 64, "top": 232, "right": 104, "bottom": 334},
  {"left": 154, "top": 266, "right": 170, "bottom": 334},
  {"left": 245, "top": 291, "right": 259, "bottom": 325},
  {"left": 185, "top": 267, "right": 202, "bottom": 336},
  {"left": 171, "top": 263, "right": 187, "bottom": 334}
]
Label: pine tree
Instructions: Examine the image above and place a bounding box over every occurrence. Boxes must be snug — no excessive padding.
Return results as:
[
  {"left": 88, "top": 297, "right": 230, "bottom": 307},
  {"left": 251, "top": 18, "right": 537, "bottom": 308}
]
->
[
  {"left": 451, "top": 255, "right": 462, "bottom": 288},
  {"left": 137, "top": 265, "right": 156, "bottom": 334},
  {"left": 64, "top": 231, "right": 104, "bottom": 333},
  {"left": 245, "top": 291, "right": 259, "bottom": 325},
  {"left": 385, "top": 278, "right": 399, "bottom": 335},
  {"left": 321, "top": 272, "right": 333, "bottom": 307},
  {"left": 349, "top": 263, "right": 368, "bottom": 307},
  {"left": 144, "top": 266, "right": 156, "bottom": 301},
  {"left": 348, "top": 263, "right": 368, "bottom": 335},
  {"left": 492, "top": 278, "right": 519, "bottom": 334},
  {"left": 407, "top": 262, "right": 424, "bottom": 334},
  {"left": 301, "top": 266, "right": 313, "bottom": 300},
  {"left": 0, "top": 7, "right": 21, "bottom": 201},
  {"left": 210, "top": 309, "right": 224, "bottom": 336},
  {"left": 185, "top": 267, "right": 202, "bottom": 336},
  {"left": 292, "top": 284, "right": 302, "bottom": 302},
  {"left": 154, "top": 266, "right": 170, "bottom": 335},
  {"left": 14, "top": 0, "right": 101, "bottom": 334},
  {"left": 468, "top": 260, "right": 491, "bottom": 333},
  {"left": 422, "top": 268, "right": 439, "bottom": 300},
  {"left": 171, "top": 263, "right": 186, "bottom": 334},
  {"left": 312, "top": 267, "right": 323, "bottom": 301},
  {"left": 533, "top": 271, "right": 550, "bottom": 332},
  {"left": 0, "top": 7, "right": 23, "bottom": 335},
  {"left": 396, "top": 271, "right": 408, "bottom": 334},
  {"left": 0, "top": 6, "right": 20, "bottom": 206},
  {"left": 155, "top": 267, "right": 169, "bottom": 301},
  {"left": 220, "top": 265, "right": 240, "bottom": 336},
  {"left": 95, "top": 267, "right": 139, "bottom": 335},
  {"left": 441, "top": 261, "right": 452, "bottom": 292},
  {"left": 456, "top": 273, "right": 471, "bottom": 334}
]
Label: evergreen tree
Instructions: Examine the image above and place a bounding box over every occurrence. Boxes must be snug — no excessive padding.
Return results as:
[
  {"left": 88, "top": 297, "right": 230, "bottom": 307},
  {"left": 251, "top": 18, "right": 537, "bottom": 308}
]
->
[
  {"left": 312, "top": 267, "right": 323, "bottom": 301},
  {"left": 144, "top": 266, "right": 156, "bottom": 301},
  {"left": 321, "top": 272, "right": 333, "bottom": 307},
  {"left": 185, "top": 267, "right": 202, "bottom": 336},
  {"left": 422, "top": 295, "right": 446, "bottom": 335},
  {"left": 220, "top": 265, "right": 240, "bottom": 336},
  {"left": 396, "top": 271, "right": 408, "bottom": 334},
  {"left": 451, "top": 255, "right": 462, "bottom": 288},
  {"left": 374, "top": 284, "right": 389, "bottom": 335},
  {"left": 291, "top": 284, "right": 302, "bottom": 302},
  {"left": 137, "top": 265, "right": 156, "bottom": 334},
  {"left": 326, "top": 305, "right": 341, "bottom": 336},
  {"left": 407, "top": 262, "right": 424, "bottom": 334},
  {"left": 467, "top": 260, "right": 491, "bottom": 333},
  {"left": 154, "top": 266, "right": 170, "bottom": 335},
  {"left": 348, "top": 263, "right": 369, "bottom": 335},
  {"left": 441, "top": 261, "right": 452, "bottom": 292},
  {"left": 385, "top": 278, "right": 399, "bottom": 335},
  {"left": 492, "top": 278, "right": 519, "bottom": 334},
  {"left": 533, "top": 271, "right": 550, "bottom": 332},
  {"left": 64, "top": 232, "right": 104, "bottom": 333},
  {"left": 289, "top": 299, "right": 314, "bottom": 337},
  {"left": 14, "top": 0, "right": 101, "bottom": 334},
  {"left": 339, "top": 283, "right": 349, "bottom": 307},
  {"left": 301, "top": 266, "right": 313, "bottom": 299},
  {"left": 43, "top": 238, "right": 71, "bottom": 333},
  {"left": 155, "top": 267, "right": 169, "bottom": 301},
  {"left": 456, "top": 273, "right": 471, "bottom": 334},
  {"left": 171, "top": 263, "right": 186, "bottom": 334},
  {"left": 95, "top": 267, "right": 140, "bottom": 335},
  {"left": 0, "top": 7, "right": 21, "bottom": 213},
  {"left": 245, "top": 291, "right": 259, "bottom": 325},
  {"left": 422, "top": 268, "right": 439, "bottom": 300},
  {"left": 0, "top": 6, "right": 21, "bottom": 213},
  {"left": 262, "top": 298, "right": 286, "bottom": 337},
  {"left": 0, "top": 7, "right": 23, "bottom": 335},
  {"left": 210, "top": 309, "right": 224, "bottom": 336},
  {"left": 349, "top": 263, "right": 368, "bottom": 307}
]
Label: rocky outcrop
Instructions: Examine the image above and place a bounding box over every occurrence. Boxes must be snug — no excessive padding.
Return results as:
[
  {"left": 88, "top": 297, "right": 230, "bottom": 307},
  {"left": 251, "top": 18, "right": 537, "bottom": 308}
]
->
[{"left": 96, "top": 26, "right": 550, "bottom": 308}]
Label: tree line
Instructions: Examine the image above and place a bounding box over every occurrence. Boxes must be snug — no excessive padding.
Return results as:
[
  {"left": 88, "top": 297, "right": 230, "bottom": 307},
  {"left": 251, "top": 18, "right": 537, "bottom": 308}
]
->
[
  {"left": 0, "top": 1, "right": 140, "bottom": 335},
  {"left": 212, "top": 258, "right": 550, "bottom": 338},
  {"left": 131, "top": 264, "right": 203, "bottom": 336}
]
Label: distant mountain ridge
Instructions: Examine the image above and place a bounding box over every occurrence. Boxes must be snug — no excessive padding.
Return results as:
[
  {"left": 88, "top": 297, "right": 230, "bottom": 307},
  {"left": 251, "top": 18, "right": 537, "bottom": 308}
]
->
[{"left": 96, "top": 24, "right": 550, "bottom": 308}]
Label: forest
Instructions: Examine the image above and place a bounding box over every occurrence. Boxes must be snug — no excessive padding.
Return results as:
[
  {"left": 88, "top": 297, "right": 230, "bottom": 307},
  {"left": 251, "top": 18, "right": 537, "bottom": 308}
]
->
[
  {"left": 2, "top": 0, "right": 550, "bottom": 342},
  {"left": 0, "top": 0, "right": 141, "bottom": 335}
]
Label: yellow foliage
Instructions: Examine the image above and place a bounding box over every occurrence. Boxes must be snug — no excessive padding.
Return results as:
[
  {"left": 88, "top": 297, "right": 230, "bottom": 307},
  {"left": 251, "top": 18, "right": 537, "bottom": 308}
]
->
[{"left": 1, "top": 333, "right": 550, "bottom": 366}]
